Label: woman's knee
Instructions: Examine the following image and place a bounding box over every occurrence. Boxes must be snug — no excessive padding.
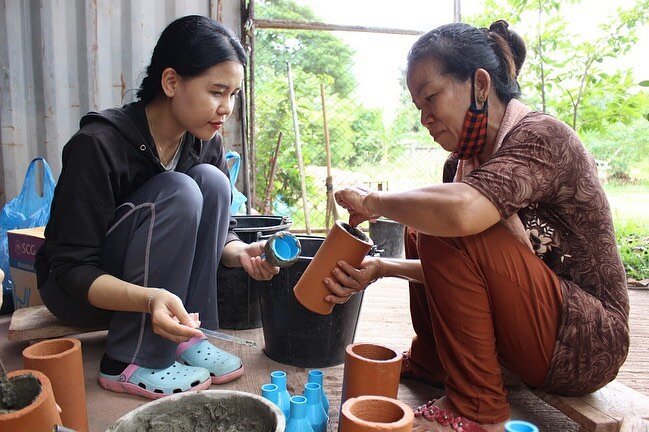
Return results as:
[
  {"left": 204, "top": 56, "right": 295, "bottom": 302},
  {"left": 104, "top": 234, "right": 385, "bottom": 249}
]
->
[
  {"left": 188, "top": 164, "right": 232, "bottom": 205},
  {"left": 160, "top": 172, "right": 204, "bottom": 216}
]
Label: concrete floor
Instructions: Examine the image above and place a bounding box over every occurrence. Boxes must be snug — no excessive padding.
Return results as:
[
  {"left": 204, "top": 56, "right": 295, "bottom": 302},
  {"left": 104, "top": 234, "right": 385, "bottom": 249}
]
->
[{"left": 1, "top": 278, "right": 648, "bottom": 431}]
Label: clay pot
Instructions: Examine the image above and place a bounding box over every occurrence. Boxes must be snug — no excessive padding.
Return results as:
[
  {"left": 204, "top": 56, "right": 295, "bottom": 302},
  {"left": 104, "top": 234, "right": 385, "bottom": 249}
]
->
[
  {"left": 341, "top": 343, "right": 402, "bottom": 402},
  {"left": 339, "top": 395, "right": 413, "bottom": 432},
  {"left": 0, "top": 369, "right": 62, "bottom": 431},
  {"left": 22, "top": 338, "right": 88, "bottom": 432},
  {"left": 294, "top": 221, "right": 373, "bottom": 315},
  {"left": 107, "top": 390, "right": 285, "bottom": 431}
]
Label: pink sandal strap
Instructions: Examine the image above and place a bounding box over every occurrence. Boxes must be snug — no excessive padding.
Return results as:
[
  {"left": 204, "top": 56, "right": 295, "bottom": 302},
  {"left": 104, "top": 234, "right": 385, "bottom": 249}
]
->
[
  {"left": 120, "top": 363, "right": 142, "bottom": 381},
  {"left": 175, "top": 335, "right": 207, "bottom": 358},
  {"left": 414, "top": 400, "right": 488, "bottom": 432}
]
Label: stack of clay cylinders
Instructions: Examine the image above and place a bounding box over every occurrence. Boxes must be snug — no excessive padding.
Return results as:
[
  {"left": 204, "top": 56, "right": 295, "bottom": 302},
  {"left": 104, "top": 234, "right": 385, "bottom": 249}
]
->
[
  {"left": 0, "top": 370, "right": 62, "bottom": 431},
  {"left": 341, "top": 343, "right": 402, "bottom": 402},
  {"left": 293, "top": 221, "right": 373, "bottom": 315},
  {"left": 22, "top": 338, "right": 88, "bottom": 432},
  {"left": 339, "top": 395, "right": 413, "bottom": 432}
]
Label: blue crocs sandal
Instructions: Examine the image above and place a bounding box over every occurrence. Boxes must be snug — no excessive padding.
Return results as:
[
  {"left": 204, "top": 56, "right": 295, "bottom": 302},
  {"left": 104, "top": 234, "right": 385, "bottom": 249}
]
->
[
  {"left": 98, "top": 361, "right": 211, "bottom": 400},
  {"left": 176, "top": 335, "right": 245, "bottom": 384}
]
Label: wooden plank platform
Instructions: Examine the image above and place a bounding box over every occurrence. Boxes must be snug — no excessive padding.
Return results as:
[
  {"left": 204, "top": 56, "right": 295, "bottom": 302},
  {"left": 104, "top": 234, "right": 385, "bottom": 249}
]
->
[
  {"left": 8, "top": 305, "right": 106, "bottom": 341},
  {"left": 534, "top": 381, "right": 649, "bottom": 432},
  {"left": 620, "top": 417, "right": 649, "bottom": 432}
]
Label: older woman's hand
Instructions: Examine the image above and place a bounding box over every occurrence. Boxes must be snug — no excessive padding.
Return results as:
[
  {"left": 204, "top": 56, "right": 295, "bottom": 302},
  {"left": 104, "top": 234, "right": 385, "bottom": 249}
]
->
[
  {"left": 334, "top": 185, "right": 381, "bottom": 227},
  {"left": 323, "top": 257, "right": 383, "bottom": 304}
]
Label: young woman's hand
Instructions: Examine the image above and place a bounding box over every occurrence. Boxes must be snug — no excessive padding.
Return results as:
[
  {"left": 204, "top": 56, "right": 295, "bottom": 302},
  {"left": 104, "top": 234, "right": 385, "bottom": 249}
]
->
[
  {"left": 239, "top": 241, "right": 280, "bottom": 281},
  {"left": 148, "top": 289, "right": 203, "bottom": 343},
  {"left": 323, "top": 257, "right": 383, "bottom": 304},
  {"left": 334, "top": 185, "right": 381, "bottom": 227}
]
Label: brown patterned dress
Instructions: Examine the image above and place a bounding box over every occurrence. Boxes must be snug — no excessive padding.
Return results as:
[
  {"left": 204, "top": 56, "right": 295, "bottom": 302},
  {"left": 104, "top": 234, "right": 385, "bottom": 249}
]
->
[{"left": 461, "top": 112, "right": 629, "bottom": 396}]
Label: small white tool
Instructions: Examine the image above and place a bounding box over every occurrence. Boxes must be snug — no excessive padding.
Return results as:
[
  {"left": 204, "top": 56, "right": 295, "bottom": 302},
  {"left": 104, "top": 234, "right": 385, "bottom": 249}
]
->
[{"left": 198, "top": 327, "right": 259, "bottom": 348}]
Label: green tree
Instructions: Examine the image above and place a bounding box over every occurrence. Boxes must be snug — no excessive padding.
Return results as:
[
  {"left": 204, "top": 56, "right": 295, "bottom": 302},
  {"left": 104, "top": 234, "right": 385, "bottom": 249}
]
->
[
  {"left": 389, "top": 70, "right": 433, "bottom": 157},
  {"left": 641, "top": 80, "right": 649, "bottom": 121},
  {"left": 466, "top": 0, "right": 649, "bottom": 181},
  {"left": 253, "top": 0, "right": 388, "bottom": 210},
  {"left": 466, "top": 0, "right": 649, "bottom": 133}
]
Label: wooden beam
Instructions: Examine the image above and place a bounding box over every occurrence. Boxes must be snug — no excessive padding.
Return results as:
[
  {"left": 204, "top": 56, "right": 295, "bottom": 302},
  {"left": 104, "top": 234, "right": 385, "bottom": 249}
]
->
[
  {"left": 254, "top": 19, "right": 424, "bottom": 36},
  {"left": 8, "top": 306, "right": 106, "bottom": 342},
  {"left": 534, "top": 381, "right": 649, "bottom": 432}
]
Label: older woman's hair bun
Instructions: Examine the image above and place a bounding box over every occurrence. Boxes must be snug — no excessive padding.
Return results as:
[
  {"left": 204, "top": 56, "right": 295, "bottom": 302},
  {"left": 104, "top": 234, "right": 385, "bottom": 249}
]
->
[
  {"left": 486, "top": 20, "right": 526, "bottom": 78},
  {"left": 407, "top": 20, "right": 526, "bottom": 102}
]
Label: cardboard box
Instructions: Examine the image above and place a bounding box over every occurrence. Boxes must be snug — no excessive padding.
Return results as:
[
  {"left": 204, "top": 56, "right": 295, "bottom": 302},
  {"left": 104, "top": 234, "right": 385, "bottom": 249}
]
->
[{"left": 8, "top": 227, "right": 45, "bottom": 309}]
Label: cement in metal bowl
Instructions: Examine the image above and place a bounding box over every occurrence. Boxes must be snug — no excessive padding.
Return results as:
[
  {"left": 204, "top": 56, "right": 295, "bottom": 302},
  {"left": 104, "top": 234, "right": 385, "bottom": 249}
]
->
[{"left": 107, "top": 390, "right": 285, "bottom": 432}]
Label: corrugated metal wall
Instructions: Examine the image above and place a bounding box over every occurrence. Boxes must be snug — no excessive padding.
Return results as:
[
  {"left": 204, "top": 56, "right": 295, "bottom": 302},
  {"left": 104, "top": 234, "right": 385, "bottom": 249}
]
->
[{"left": 0, "top": 0, "right": 245, "bottom": 206}]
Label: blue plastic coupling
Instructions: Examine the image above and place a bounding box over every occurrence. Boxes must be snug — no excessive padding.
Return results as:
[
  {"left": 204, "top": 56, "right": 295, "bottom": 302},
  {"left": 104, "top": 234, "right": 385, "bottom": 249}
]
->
[
  {"left": 262, "top": 383, "right": 280, "bottom": 405},
  {"left": 505, "top": 420, "right": 540, "bottom": 432},
  {"left": 264, "top": 231, "right": 302, "bottom": 268},
  {"left": 289, "top": 395, "right": 308, "bottom": 418}
]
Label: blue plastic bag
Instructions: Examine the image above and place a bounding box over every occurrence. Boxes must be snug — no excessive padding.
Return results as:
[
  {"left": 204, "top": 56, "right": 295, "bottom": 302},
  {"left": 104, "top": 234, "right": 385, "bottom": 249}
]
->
[
  {"left": 0, "top": 158, "right": 56, "bottom": 293},
  {"left": 225, "top": 151, "right": 247, "bottom": 214}
]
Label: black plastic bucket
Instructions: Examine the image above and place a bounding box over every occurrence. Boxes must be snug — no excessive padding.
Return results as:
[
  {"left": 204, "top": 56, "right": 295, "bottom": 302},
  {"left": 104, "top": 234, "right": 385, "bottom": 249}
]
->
[
  {"left": 217, "top": 215, "right": 292, "bottom": 330},
  {"left": 230, "top": 215, "right": 292, "bottom": 243},
  {"left": 369, "top": 218, "right": 405, "bottom": 258},
  {"left": 259, "top": 235, "right": 365, "bottom": 368}
]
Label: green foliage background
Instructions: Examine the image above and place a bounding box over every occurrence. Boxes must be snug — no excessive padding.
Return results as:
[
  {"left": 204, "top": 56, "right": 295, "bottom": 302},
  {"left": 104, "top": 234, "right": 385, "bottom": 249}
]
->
[
  {"left": 251, "top": 1, "right": 648, "bottom": 280},
  {"left": 253, "top": 0, "right": 393, "bottom": 212}
]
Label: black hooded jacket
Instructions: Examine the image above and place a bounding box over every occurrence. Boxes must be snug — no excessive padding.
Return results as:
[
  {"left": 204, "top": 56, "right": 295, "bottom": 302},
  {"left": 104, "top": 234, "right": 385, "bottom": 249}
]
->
[{"left": 35, "top": 102, "right": 239, "bottom": 305}]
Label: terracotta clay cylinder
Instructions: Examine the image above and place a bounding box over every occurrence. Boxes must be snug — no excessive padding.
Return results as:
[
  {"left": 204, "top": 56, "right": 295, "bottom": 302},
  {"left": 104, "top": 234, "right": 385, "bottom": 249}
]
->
[
  {"left": 22, "top": 338, "right": 88, "bottom": 432},
  {"left": 293, "top": 221, "right": 373, "bottom": 315},
  {"left": 0, "top": 369, "right": 62, "bottom": 431},
  {"left": 339, "top": 395, "right": 414, "bottom": 432},
  {"left": 341, "top": 343, "right": 402, "bottom": 402}
]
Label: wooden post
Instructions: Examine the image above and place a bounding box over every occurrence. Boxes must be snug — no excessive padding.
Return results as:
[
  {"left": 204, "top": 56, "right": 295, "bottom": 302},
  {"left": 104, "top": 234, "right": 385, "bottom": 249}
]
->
[
  {"left": 263, "top": 132, "right": 283, "bottom": 215},
  {"left": 320, "top": 83, "right": 339, "bottom": 230},
  {"left": 287, "top": 62, "right": 311, "bottom": 234}
]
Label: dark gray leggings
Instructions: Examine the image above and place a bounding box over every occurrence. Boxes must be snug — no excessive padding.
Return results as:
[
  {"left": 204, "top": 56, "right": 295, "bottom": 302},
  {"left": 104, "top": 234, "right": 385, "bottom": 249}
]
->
[{"left": 40, "top": 164, "right": 231, "bottom": 368}]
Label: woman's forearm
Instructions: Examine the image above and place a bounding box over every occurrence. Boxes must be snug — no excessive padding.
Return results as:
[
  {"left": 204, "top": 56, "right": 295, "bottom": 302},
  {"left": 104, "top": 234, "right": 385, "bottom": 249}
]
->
[
  {"left": 365, "top": 183, "right": 500, "bottom": 237},
  {"left": 221, "top": 240, "right": 247, "bottom": 268},
  {"left": 379, "top": 258, "right": 424, "bottom": 284},
  {"left": 88, "top": 274, "right": 158, "bottom": 312}
]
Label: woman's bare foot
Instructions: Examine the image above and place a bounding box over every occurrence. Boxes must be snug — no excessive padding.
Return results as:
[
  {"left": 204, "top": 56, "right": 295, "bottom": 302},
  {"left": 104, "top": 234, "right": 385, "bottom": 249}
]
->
[{"left": 412, "top": 397, "right": 507, "bottom": 432}]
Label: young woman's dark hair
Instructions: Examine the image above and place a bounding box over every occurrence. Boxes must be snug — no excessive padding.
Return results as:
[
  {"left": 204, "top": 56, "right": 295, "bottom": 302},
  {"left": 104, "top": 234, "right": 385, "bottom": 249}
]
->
[
  {"left": 137, "top": 15, "right": 247, "bottom": 104},
  {"left": 407, "top": 20, "right": 526, "bottom": 102}
]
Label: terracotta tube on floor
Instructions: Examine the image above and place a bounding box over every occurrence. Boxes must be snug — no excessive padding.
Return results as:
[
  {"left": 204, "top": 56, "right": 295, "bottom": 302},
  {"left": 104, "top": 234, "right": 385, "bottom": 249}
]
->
[
  {"left": 294, "top": 221, "right": 373, "bottom": 315},
  {"left": 0, "top": 369, "right": 62, "bottom": 431},
  {"left": 340, "top": 395, "right": 414, "bottom": 432},
  {"left": 341, "top": 343, "right": 402, "bottom": 402},
  {"left": 23, "top": 338, "right": 88, "bottom": 432}
]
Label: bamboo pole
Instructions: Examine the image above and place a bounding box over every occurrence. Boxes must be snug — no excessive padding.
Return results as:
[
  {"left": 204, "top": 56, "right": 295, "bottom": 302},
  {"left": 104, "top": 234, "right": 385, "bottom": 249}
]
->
[
  {"left": 320, "top": 83, "right": 339, "bottom": 230},
  {"left": 247, "top": 0, "right": 257, "bottom": 210},
  {"left": 263, "top": 132, "right": 283, "bottom": 215},
  {"left": 287, "top": 62, "right": 311, "bottom": 234}
]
